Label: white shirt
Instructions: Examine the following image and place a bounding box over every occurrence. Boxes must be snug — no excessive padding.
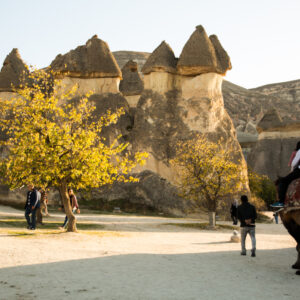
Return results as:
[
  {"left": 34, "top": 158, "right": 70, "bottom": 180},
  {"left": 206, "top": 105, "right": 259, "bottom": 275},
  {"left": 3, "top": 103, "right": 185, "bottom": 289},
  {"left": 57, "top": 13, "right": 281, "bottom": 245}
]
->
[{"left": 291, "top": 149, "right": 300, "bottom": 170}]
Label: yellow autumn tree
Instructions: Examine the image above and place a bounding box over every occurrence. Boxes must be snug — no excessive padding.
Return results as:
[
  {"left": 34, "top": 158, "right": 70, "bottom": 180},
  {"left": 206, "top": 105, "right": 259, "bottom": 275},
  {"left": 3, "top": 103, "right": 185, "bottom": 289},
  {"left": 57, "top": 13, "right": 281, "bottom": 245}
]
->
[
  {"left": 171, "top": 135, "right": 244, "bottom": 227},
  {"left": 0, "top": 69, "right": 148, "bottom": 232}
]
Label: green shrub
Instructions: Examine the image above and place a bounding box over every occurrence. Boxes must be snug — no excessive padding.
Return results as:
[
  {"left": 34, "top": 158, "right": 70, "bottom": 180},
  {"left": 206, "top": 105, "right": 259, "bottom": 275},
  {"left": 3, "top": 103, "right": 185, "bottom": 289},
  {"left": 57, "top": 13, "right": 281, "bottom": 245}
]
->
[{"left": 248, "top": 167, "right": 276, "bottom": 207}]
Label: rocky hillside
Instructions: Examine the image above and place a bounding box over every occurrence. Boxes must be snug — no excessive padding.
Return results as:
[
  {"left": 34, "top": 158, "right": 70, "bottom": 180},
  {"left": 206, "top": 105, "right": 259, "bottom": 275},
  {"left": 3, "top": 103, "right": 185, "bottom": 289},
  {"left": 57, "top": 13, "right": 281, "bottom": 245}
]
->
[
  {"left": 222, "top": 79, "right": 300, "bottom": 128},
  {"left": 113, "top": 51, "right": 150, "bottom": 72}
]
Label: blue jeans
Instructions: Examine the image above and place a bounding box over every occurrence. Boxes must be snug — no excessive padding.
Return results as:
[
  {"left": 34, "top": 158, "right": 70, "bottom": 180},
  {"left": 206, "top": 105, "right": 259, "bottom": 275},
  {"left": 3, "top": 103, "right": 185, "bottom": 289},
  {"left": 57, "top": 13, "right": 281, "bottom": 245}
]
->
[
  {"left": 240, "top": 227, "right": 256, "bottom": 253},
  {"left": 25, "top": 207, "right": 37, "bottom": 229}
]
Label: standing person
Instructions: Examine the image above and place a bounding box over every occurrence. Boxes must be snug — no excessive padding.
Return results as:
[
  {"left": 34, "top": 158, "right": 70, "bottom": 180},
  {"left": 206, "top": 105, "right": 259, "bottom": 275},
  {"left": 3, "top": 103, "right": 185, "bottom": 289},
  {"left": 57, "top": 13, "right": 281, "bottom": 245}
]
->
[
  {"left": 59, "top": 189, "right": 80, "bottom": 229},
  {"left": 273, "top": 211, "right": 279, "bottom": 224},
  {"left": 237, "top": 195, "right": 257, "bottom": 257},
  {"left": 24, "top": 184, "right": 40, "bottom": 230},
  {"left": 36, "top": 188, "right": 46, "bottom": 225},
  {"left": 230, "top": 199, "right": 238, "bottom": 225},
  {"left": 275, "top": 141, "right": 300, "bottom": 207}
]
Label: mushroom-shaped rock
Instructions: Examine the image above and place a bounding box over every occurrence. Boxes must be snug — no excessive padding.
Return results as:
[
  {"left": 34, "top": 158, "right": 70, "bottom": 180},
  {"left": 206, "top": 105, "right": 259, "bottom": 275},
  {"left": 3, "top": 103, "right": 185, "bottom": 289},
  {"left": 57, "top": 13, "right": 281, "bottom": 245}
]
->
[
  {"left": 141, "top": 41, "right": 177, "bottom": 74},
  {"left": 119, "top": 60, "right": 144, "bottom": 96},
  {"left": 209, "top": 35, "right": 232, "bottom": 75},
  {"left": 256, "top": 109, "right": 282, "bottom": 133},
  {"left": 177, "top": 25, "right": 218, "bottom": 76},
  {"left": 50, "top": 35, "right": 121, "bottom": 78},
  {"left": 0, "top": 49, "right": 29, "bottom": 92}
]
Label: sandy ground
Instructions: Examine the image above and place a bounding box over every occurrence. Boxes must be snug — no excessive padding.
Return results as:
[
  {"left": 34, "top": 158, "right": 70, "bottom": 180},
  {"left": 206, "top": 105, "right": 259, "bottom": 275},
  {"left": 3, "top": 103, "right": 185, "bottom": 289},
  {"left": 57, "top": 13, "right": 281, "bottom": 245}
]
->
[{"left": 0, "top": 205, "right": 299, "bottom": 300}]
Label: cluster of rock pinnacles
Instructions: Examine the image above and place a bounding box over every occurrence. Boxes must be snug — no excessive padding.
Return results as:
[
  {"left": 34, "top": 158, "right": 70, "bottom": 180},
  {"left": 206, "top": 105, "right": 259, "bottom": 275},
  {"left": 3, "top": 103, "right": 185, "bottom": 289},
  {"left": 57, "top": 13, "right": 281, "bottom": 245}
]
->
[{"left": 0, "top": 25, "right": 246, "bottom": 215}]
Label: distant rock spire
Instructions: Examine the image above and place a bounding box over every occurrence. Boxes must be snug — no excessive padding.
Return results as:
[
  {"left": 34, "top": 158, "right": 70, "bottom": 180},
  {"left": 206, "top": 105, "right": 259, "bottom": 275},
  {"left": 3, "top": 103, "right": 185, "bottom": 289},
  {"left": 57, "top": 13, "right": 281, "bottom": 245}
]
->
[
  {"left": 119, "top": 60, "right": 144, "bottom": 96},
  {"left": 50, "top": 35, "right": 121, "bottom": 78},
  {"left": 0, "top": 48, "right": 29, "bottom": 92},
  {"left": 257, "top": 109, "right": 282, "bottom": 132},
  {"left": 142, "top": 41, "right": 177, "bottom": 74},
  {"left": 177, "top": 25, "right": 231, "bottom": 76}
]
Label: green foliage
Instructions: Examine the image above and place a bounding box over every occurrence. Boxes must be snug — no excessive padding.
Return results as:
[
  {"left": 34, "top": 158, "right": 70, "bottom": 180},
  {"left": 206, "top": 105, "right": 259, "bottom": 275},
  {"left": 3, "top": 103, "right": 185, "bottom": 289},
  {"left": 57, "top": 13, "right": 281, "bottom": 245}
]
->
[
  {"left": 171, "top": 134, "right": 245, "bottom": 213},
  {"left": 248, "top": 167, "right": 276, "bottom": 207},
  {"left": 0, "top": 69, "right": 148, "bottom": 190}
]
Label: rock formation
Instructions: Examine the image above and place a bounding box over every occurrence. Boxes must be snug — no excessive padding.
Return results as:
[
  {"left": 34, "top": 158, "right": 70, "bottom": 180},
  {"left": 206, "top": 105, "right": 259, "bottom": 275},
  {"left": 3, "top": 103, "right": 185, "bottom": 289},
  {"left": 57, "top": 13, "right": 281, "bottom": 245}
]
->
[
  {"left": 130, "top": 25, "right": 246, "bottom": 194},
  {"left": 141, "top": 41, "right": 177, "bottom": 94},
  {"left": 177, "top": 25, "right": 231, "bottom": 76},
  {"left": 119, "top": 60, "right": 144, "bottom": 107},
  {"left": 248, "top": 109, "right": 300, "bottom": 180},
  {"left": 0, "top": 48, "right": 28, "bottom": 98},
  {"left": 0, "top": 26, "right": 248, "bottom": 215},
  {"left": 50, "top": 35, "right": 122, "bottom": 94}
]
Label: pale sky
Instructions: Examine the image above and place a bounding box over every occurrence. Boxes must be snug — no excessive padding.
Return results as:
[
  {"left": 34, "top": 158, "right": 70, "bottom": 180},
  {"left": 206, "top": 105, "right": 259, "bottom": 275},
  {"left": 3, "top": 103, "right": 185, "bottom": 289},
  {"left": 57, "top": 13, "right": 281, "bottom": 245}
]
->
[{"left": 0, "top": 0, "right": 299, "bottom": 88}]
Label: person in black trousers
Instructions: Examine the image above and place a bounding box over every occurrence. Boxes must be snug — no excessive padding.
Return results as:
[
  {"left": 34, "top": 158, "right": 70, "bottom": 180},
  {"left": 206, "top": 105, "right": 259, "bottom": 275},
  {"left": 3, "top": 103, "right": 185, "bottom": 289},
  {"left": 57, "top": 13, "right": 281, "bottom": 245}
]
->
[{"left": 24, "top": 184, "right": 40, "bottom": 230}]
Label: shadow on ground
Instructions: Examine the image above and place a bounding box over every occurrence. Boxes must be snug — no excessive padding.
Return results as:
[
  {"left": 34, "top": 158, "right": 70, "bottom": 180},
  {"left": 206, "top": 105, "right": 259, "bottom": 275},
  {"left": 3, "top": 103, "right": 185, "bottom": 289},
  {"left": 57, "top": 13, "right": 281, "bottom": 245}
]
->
[{"left": 0, "top": 248, "right": 299, "bottom": 300}]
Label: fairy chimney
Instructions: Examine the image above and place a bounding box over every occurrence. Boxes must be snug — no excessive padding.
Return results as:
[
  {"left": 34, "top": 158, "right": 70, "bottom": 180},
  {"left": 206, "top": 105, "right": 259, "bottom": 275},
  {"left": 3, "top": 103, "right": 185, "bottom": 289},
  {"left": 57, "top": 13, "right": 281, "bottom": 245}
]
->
[
  {"left": 119, "top": 60, "right": 144, "bottom": 107},
  {"left": 142, "top": 41, "right": 177, "bottom": 93},
  {"left": 50, "top": 35, "right": 122, "bottom": 95}
]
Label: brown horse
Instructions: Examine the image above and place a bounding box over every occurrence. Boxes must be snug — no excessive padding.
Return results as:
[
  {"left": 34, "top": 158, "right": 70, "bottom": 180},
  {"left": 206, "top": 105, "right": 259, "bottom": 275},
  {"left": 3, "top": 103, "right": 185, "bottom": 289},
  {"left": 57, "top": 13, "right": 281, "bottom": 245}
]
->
[{"left": 278, "top": 178, "right": 300, "bottom": 275}]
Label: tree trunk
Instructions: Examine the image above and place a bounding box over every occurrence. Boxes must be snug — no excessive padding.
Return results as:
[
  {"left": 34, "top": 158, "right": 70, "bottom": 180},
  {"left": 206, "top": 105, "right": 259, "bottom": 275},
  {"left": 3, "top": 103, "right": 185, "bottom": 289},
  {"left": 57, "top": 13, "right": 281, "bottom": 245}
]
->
[
  {"left": 208, "top": 211, "right": 216, "bottom": 228},
  {"left": 58, "top": 181, "right": 77, "bottom": 232}
]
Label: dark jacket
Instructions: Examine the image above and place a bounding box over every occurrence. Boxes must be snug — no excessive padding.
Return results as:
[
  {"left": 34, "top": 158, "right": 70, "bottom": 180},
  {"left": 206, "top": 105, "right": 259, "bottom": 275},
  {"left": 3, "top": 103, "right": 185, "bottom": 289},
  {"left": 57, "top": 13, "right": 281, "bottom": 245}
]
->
[
  {"left": 237, "top": 202, "right": 257, "bottom": 227},
  {"left": 230, "top": 204, "right": 238, "bottom": 217},
  {"left": 25, "top": 189, "right": 40, "bottom": 210}
]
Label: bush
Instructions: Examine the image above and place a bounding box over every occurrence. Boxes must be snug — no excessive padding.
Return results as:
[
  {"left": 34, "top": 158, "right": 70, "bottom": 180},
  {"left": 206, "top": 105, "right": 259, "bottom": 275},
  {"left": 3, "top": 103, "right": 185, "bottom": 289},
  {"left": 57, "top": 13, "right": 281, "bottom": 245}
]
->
[{"left": 248, "top": 167, "right": 276, "bottom": 208}]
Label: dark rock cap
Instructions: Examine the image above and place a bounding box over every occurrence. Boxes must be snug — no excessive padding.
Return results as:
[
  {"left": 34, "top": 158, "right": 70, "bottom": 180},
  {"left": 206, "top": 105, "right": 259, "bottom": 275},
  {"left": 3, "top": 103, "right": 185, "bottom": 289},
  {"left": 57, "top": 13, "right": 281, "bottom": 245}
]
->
[
  {"left": 178, "top": 25, "right": 231, "bottom": 76},
  {"left": 257, "top": 109, "right": 283, "bottom": 132},
  {"left": 119, "top": 60, "right": 144, "bottom": 96},
  {"left": 141, "top": 41, "right": 177, "bottom": 74},
  {"left": 209, "top": 35, "right": 232, "bottom": 75},
  {"left": 50, "top": 35, "right": 121, "bottom": 78},
  {"left": 177, "top": 25, "right": 217, "bottom": 75},
  {"left": 0, "top": 48, "right": 29, "bottom": 92}
]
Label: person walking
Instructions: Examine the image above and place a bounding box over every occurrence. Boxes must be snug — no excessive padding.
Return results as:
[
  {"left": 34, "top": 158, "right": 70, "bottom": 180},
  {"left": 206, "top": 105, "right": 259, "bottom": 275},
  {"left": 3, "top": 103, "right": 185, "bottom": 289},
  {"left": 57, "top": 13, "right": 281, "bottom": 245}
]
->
[
  {"left": 24, "top": 184, "right": 40, "bottom": 230},
  {"left": 237, "top": 195, "right": 257, "bottom": 257},
  {"left": 59, "top": 189, "right": 80, "bottom": 229},
  {"left": 273, "top": 211, "right": 279, "bottom": 224},
  {"left": 36, "top": 188, "right": 47, "bottom": 225},
  {"left": 230, "top": 199, "right": 238, "bottom": 225}
]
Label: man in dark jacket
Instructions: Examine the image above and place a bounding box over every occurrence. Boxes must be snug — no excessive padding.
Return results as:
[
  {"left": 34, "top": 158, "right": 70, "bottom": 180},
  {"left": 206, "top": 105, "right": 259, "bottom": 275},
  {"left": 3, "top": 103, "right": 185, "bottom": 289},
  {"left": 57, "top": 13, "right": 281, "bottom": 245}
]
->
[
  {"left": 237, "top": 195, "right": 257, "bottom": 257},
  {"left": 24, "top": 184, "right": 40, "bottom": 230}
]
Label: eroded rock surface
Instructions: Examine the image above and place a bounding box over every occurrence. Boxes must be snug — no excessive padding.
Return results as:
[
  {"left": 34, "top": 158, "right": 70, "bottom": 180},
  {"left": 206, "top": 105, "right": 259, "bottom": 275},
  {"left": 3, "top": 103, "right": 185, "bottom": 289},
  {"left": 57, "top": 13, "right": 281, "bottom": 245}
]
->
[
  {"left": 248, "top": 109, "right": 300, "bottom": 180},
  {"left": 0, "top": 49, "right": 29, "bottom": 92},
  {"left": 50, "top": 35, "right": 121, "bottom": 79}
]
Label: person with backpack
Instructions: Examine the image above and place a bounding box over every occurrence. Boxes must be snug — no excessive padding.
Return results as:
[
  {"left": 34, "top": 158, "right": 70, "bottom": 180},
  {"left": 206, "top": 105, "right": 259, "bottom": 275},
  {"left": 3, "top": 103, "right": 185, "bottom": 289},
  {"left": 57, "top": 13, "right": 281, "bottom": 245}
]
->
[{"left": 24, "top": 184, "right": 40, "bottom": 230}]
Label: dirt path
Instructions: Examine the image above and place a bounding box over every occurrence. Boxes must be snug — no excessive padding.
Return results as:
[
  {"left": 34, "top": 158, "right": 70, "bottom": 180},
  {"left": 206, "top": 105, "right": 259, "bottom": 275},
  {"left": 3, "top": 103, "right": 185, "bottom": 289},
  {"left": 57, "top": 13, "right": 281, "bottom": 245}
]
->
[{"left": 0, "top": 205, "right": 299, "bottom": 300}]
